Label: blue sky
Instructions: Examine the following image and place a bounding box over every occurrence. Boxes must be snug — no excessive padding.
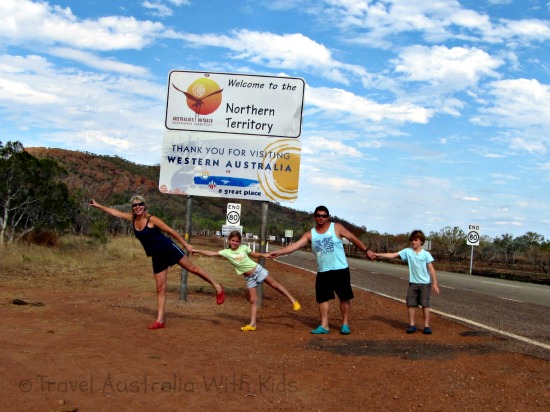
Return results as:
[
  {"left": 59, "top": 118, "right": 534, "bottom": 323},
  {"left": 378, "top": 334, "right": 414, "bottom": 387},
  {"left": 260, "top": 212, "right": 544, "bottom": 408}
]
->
[{"left": 1, "top": 0, "right": 549, "bottom": 239}]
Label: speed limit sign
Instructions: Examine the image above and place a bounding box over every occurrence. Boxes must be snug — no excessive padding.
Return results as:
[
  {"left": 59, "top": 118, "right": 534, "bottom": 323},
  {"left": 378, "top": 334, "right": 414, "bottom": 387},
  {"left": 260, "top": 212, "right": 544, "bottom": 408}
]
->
[
  {"left": 226, "top": 203, "right": 241, "bottom": 226},
  {"left": 467, "top": 224, "right": 480, "bottom": 246}
]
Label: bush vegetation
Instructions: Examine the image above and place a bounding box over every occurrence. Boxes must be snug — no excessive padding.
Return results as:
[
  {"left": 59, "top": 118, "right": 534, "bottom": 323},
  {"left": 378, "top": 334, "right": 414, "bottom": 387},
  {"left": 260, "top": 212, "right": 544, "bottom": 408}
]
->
[{"left": 1, "top": 142, "right": 548, "bottom": 285}]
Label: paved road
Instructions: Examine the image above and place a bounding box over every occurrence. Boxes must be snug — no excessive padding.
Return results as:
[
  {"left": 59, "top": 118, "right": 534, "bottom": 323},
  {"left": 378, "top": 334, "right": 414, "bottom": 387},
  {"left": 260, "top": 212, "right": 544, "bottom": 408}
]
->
[{"left": 273, "top": 249, "right": 550, "bottom": 359}]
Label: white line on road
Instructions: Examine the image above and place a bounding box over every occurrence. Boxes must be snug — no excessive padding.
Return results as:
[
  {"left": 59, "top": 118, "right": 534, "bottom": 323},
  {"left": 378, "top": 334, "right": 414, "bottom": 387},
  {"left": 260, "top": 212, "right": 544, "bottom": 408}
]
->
[
  {"left": 482, "top": 281, "right": 521, "bottom": 288},
  {"left": 499, "top": 297, "right": 523, "bottom": 303}
]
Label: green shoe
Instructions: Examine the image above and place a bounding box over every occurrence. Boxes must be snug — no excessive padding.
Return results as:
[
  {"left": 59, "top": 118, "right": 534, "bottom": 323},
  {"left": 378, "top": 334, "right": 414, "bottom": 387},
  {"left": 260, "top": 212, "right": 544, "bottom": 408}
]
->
[
  {"left": 311, "top": 325, "right": 329, "bottom": 334},
  {"left": 340, "top": 324, "right": 351, "bottom": 335}
]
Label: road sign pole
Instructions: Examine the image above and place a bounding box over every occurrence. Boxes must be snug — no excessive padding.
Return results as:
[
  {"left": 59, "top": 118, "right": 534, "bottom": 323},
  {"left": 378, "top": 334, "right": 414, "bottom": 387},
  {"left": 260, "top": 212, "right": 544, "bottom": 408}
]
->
[
  {"left": 469, "top": 245, "right": 474, "bottom": 275},
  {"left": 257, "top": 201, "right": 269, "bottom": 308},
  {"left": 180, "top": 195, "right": 193, "bottom": 301}
]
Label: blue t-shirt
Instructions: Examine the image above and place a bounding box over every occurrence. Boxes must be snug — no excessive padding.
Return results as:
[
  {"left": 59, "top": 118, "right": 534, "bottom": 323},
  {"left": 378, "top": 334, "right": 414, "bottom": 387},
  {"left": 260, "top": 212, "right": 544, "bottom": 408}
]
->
[
  {"left": 398, "top": 248, "right": 434, "bottom": 284},
  {"left": 311, "top": 223, "right": 348, "bottom": 272}
]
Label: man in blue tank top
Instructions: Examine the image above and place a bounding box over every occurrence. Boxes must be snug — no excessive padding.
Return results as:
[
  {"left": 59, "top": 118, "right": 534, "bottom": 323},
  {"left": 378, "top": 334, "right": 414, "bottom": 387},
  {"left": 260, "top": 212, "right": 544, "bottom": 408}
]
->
[{"left": 270, "top": 206, "right": 376, "bottom": 335}]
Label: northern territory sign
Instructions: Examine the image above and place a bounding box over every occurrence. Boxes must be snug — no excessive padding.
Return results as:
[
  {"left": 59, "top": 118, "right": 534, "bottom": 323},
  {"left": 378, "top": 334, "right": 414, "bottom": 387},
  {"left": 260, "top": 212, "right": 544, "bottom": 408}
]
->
[{"left": 165, "top": 71, "right": 305, "bottom": 138}]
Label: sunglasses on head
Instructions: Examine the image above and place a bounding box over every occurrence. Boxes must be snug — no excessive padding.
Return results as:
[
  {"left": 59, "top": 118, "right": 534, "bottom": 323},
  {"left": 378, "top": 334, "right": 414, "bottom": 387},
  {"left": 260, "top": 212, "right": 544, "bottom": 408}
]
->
[
  {"left": 314, "top": 213, "right": 328, "bottom": 218},
  {"left": 132, "top": 202, "right": 145, "bottom": 208}
]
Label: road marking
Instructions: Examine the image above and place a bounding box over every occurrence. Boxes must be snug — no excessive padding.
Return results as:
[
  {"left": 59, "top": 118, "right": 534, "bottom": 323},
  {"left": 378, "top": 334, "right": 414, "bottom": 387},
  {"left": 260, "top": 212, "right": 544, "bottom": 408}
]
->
[
  {"left": 440, "top": 285, "right": 455, "bottom": 289},
  {"left": 275, "top": 259, "right": 550, "bottom": 352},
  {"left": 500, "top": 297, "right": 523, "bottom": 303},
  {"left": 275, "top": 260, "right": 315, "bottom": 274},
  {"left": 482, "top": 281, "right": 521, "bottom": 288}
]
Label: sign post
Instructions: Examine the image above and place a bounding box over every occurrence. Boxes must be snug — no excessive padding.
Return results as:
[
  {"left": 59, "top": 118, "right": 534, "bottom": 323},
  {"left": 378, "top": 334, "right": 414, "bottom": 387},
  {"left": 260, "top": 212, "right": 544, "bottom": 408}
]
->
[{"left": 466, "top": 224, "right": 480, "bottom": 275}]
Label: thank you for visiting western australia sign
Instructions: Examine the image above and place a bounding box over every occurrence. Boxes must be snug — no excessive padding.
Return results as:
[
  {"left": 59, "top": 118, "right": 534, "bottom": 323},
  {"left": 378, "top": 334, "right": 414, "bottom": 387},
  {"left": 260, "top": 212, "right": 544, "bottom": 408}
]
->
[
  {"left": 159, "top": 131, "right": 301, "bottom": 203},
  {"left": 165, "top": 71, "right": 305, "bottom": 138}
]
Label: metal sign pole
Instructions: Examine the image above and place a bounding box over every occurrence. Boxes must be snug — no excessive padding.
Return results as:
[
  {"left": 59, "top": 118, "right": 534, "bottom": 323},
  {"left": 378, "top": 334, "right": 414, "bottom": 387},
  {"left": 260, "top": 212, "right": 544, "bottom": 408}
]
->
[
  {"left": 257, "top": 201, "right": 269, "bottom": 308},
  {"left": 180, "top": 195, "right": 193, "bottom": 301},
  {"left": 469, "top": 245, "right": 474, "bottom": 275}
]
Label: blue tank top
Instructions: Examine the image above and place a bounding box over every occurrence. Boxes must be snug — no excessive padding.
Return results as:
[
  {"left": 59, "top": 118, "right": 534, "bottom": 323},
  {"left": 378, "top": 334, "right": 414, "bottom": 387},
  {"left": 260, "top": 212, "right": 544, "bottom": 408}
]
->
[
  {"left": 311, "top": 222, "right": 348, "bottom": 272},
  {"left": 133, "top": 216, "right": 173, "bottom": 256}
]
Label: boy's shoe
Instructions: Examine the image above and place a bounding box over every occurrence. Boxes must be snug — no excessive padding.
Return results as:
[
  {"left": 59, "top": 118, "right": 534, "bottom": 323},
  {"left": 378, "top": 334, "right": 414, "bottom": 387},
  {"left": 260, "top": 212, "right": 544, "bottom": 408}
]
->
[
  {"left": 340, "top": 324, "right": 351, "bottom": 335},
  {"left": 240, "top": 324, "right": 256, "bottom": 331},
  {"left": 423, "top": 327, "right": 432, "bottom": 335},
  {"left": 292, "top": 300, "right": 301, "bottom": 311},
  {"left": 311, "top": 325, "right": 329, "bottom": 334},
  {"left": 406, "top": 325, "right": 417, "bottom": 334}
]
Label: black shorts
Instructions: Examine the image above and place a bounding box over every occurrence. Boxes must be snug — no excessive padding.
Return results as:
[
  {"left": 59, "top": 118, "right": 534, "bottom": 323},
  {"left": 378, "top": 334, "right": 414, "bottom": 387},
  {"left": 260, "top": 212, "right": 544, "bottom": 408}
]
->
[
  {"left": 151, "top": 243, "right": 185, "bottom": 274},
  {"left": 315, "top": 267, "right": 354, "bottom": 303},
  {"left": 406, "top": 283, "right": 431, "bottom": 307}
]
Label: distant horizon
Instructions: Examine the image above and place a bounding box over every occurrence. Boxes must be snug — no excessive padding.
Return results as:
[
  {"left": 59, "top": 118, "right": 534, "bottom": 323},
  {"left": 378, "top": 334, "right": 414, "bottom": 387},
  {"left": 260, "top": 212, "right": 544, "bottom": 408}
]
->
[{"left": 23, "top": 144, "right": 548, "bottom": 243}]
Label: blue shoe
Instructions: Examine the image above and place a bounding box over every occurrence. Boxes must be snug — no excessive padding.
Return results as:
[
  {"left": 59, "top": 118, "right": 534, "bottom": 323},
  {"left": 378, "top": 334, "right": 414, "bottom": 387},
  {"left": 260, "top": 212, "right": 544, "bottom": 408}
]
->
[
  {"left": 340, "top": 324, "right": 351, "bottom": 335},
  {"left": 311, "top": 325, "right": 329, "bottom": 334},
  {"left": 423, "top": 327, "right": 432, "bottom": 335},
  {"left": 406, "top": 325, "right": 417, "bottom": 334}
]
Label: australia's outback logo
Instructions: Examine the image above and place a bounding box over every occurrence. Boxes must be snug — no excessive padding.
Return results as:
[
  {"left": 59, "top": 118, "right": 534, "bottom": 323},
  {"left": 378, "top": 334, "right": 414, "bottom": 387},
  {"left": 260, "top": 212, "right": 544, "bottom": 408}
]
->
[{"left": 171, "top": 76, "right": 223, "bottom": 124}]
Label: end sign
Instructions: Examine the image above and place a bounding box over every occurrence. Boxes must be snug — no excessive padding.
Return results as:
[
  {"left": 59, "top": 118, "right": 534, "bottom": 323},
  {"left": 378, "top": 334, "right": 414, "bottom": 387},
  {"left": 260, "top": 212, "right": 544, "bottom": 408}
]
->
[
  {"left": 226, "top": 203, "right": 241, "bottom": 226},
  {"left": 467, "top": 224, "right": 480, "bottom": 246}
]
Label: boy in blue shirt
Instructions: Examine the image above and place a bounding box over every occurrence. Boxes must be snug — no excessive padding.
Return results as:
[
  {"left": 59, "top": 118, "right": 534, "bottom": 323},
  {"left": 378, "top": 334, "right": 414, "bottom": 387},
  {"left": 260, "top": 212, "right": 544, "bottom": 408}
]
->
[{"left": 376, "top": 230, "right": 440, "bottom": 334}]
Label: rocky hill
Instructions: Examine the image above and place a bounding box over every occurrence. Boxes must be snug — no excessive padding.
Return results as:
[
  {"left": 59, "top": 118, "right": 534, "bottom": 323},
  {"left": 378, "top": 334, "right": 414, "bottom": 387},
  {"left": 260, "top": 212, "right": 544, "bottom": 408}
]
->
[{"left": 25, "top": 147, "right": 364, "bottom": 238}]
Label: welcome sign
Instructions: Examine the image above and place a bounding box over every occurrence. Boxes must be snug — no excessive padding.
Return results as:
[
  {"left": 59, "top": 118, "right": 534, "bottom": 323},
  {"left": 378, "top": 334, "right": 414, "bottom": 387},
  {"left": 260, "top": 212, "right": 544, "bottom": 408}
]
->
[
  {"left": 165, "top": 71, "right": 305, "bottom": 138},
  {"left": 159, "top": 131, "right": 301, "bottom": 203}
]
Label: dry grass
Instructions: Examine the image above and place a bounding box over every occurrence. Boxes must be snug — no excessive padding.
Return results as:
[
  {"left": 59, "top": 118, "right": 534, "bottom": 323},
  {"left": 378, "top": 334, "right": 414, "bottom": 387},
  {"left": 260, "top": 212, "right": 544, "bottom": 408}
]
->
[{"left": 0, "top": 235, "right": 241, "bottom": 295}]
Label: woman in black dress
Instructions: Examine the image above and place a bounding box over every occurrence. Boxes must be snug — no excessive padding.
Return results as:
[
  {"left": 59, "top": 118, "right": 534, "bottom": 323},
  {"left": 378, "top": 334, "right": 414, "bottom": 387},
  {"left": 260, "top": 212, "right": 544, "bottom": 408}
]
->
[{"left": 90, "top": 195, "right": 224, "bottom": 329}]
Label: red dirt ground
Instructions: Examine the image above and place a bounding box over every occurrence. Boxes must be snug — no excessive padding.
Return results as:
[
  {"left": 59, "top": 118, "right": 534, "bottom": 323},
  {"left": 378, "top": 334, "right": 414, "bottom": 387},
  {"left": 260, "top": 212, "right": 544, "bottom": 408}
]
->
[{"left": 1, "top": 238, "right": 548, "bottom": 412}]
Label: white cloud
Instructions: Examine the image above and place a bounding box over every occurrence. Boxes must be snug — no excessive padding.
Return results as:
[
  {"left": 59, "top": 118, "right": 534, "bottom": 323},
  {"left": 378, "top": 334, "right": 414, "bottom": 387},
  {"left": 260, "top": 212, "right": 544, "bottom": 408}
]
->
[
  {"left": 478, "top": 78, "right": 550, "bottom": 129},
  {"left": 0, "top": 52, "right": 164, "bottom": 164},
  {"left": 306, "top": 86, "right": 431, "bottom": 123},
  {"left": 302, "top": 136, "right": 363, "bottom": 158},
  {"left": 142, "top": 1, "right": 174, "bottom": 18},
  {"left": 394, "top": 45, "right": 503, "bottom": 90},
  {"left": 49, "top": 47, "right": 150, "bottom": 76},
  {"left": 0, "top": 0, "right": 166, "bottom": 51},
  {"left": 487, "top": 18, "right": 550, "bottom": 43},
  {"left": 317, "top": 0, "right": 548, "bottom": 47},
  {"left": 0, "top": 77, "right": 62, "bottom": 104},
  {"left": 178, "top": 29, "right": 367, "bottom": 84},
  {"left": 507, "top": 137, "right": 547, "bottom": 156}
]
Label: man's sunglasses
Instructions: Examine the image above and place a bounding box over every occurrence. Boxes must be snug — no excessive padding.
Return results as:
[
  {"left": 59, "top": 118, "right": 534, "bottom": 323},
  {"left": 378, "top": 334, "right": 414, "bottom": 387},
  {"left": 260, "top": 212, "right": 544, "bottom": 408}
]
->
[{"left": 314, "top": 214, "right": 328, "bottom": 218}]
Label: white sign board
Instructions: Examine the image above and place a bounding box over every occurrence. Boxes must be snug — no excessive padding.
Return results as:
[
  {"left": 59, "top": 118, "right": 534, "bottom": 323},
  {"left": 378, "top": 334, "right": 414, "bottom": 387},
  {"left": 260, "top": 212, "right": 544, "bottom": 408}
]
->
[
  {"left": 467, "top": 224, "right": 480, "bottom": 246},
  {"left": 284, "top": 230, "right": 293, "bottom": 238},
  {"left": 226, "top": 203, "right": 241, "bottom": 226},
  {"left": 159, "top": 131, "right": 301, "bottom": 203},
  {"left": 166, "top": 71, "right": 305, "bottom": 138},
  {"left": 222, "top": 225, "right": 242, "bottom": 236}
]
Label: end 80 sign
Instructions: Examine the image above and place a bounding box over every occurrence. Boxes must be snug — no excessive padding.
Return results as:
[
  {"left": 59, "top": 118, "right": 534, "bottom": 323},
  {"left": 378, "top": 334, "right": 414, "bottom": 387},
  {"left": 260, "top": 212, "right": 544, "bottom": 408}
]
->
[{"left": 467, "top": 224, "right": 480, "bottom": 246}]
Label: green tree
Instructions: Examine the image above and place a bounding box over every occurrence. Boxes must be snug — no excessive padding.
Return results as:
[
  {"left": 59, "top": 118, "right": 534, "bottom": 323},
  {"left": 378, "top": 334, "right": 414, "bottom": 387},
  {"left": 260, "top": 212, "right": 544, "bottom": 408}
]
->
[
  {"left": 493, "top": 233, "right": 515, "bottom": 265},
  {"left": 431, "top": 226, "right": 466, "bottom": 261},
  {"left": 0, "top": 141, "right": 74, "bottom": 245}
]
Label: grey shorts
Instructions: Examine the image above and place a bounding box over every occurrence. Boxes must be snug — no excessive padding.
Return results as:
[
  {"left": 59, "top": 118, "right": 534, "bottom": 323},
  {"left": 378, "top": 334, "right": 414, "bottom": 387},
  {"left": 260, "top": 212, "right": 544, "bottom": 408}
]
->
[
  {"left": 244, "top": 264, "right": 269, "bottom": 288},
  {"left": 406, "top": 283, "right": 431, "bottom": 308}
]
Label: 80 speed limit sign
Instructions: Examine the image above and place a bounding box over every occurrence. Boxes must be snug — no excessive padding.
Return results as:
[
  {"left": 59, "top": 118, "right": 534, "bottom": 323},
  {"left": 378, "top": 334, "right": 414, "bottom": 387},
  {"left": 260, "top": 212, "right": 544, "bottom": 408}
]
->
[
  {"left": 226, "top": 203, "right": 241, "bottom": 226},
  {"left": 467, "top": 224, "right": 480, "bottom": 246}
]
